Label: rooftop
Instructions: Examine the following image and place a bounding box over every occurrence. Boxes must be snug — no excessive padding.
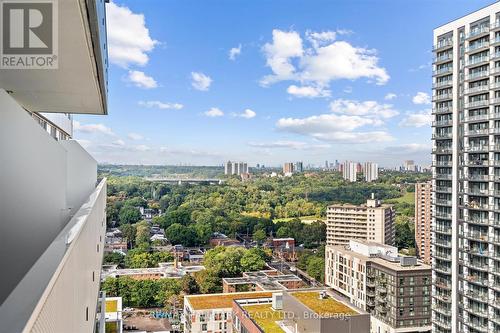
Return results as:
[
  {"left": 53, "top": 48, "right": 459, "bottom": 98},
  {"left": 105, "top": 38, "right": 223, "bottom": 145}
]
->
[
  {"left": 186, "top": 291, "right": 273, "bottom": 310},
  {"left": 290, "top": 291, "right": 358, "bottom": 316},
  {"left": 242, "top": 304, "right": 284, "bottom": 333},
  {"left": 223, "top": 270, "right": 303, "bottom": 291}
]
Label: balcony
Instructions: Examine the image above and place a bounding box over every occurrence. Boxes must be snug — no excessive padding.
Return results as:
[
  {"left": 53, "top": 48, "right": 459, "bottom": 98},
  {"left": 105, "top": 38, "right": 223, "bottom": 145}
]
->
[
  {"left": 434, "top": 80, "right": 453, "bottom": 89},
  {"left": 463, "top": 260, "right": 489, "bottom": 272},
  {"left": 433, "top": 147, "right": 453, "bottom": 154},
  {"left": 436, "top": 173, "right": 452, "bottom": 180},
  {"left": 464, "top": 159, "right": 489, "bottom": 167},
  {"left": 464, "top": 188, "right": 489, "bottom": 196},
  {"left": 435, "top": 198, "right": 452, "bottom": 206},
  {"left": 432, "top": 119, "right": 453, "bottom": 127},
  {"left": 465, "top": 55, "right": 489, "bottom": 67},
  {"left": 434, "top": 278, "right": 452, "bottom": 290},
  {"left": 434, "top": 227, "right": 452, "bottom": 235},
  {"left": 434, "top": 67, "right": 453, "bottom": 76},
  {"left": 491, "top": 144, "right": 500, "bottom": 151},
  {"left": 433, "top": 93, "right": 453, "bottom": 101},
  {"left": 433, "top": 132, "right": 452, "bottom": 139},
  {"left": 464, "top": 275, "right": 489, "bottom": 287},
  {"left": 466, "top": 41, "right": 490, "bottom": 53},
  {"left": 466, "top": 26, "right": 490, "bottom": 40},
  {"left": 492, "top": 98, "right": 500, "bottom": 105},
  {"left": 464, "top": 100, "right": 489, "bottom": 109},
  {"left": 465, "top": 70, "right": 489, "bottom": 81},
  {"left": 464, "top": 85, "right": 489, "bottom": 95},
  {"left": 432, "top": 304, "right": 452, "bottom": 316},
  {"left": 434, "top": 53, "right": 453, "bottom": 64},
  {"left": 467, "top": 174, "right": 489, "bottom": 181},
  {"left": 433, "top": 39, "right": 453, "bottom": 51},
  {"left": 464, "top": 145, "right": 488, "bottom": 153},
  {"left": 434, "top": 252, "right": 452, "bottom": 261},
  {"left": 464, "top": 128, "right": 489, "bottom": 136},
  {"left": 435, "top": 211, "right": 452, "bottom": 219},
  {"left": 434, "top": 160, "right": 452, "bottom": 167},
  {"left": 464, "top": 232, "right": 489, "bottom": 242},
  {"left": 435, "top": 186, "right": 452, "bottom": 193},
  {"left": 434, "top": 265, "right": 452, "bottom": 274},
  {"left": 433, "top": 106, "right": 452, "bottom": 114}
]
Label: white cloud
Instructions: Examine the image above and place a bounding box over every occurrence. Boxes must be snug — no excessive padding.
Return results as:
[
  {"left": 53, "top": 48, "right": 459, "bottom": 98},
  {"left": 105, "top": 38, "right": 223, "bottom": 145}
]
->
[
  {"left": 138, "top": 100, "right": 184, "bottom": 110},
  {"left": 312, "top": 131, "right": 394, "bottom": 143},
  {"left": 329, "top": 99, "right": 398, "bottom": 119},
  {"left": 248, "top": 140, "right": 330, "bottom": 150},
  {"left": 113, "top": 139, "right": 126, "bottom": 146},
  {"left": 229, "top": 44, "right": 242, "bottom": 60},
  {"left": 412, "top": 92, "right": 431, "bottom": 105},
  {"left": 127, "top": 70, "right": 158, "bottom": 89},
  {"left": 76, "top": 139, "right": 91, "bottom": 149},
  {"left": 191, "top": 72, "right": 212, "bottom": 91},
  {"left": 277, "top": 114, "right": 380, "bottom": 134},
  {"left": 74, "top": 121, "right": 115, "bottom": 136},
  {"left": 399, "top": 109, "right": 432, "bottom": 128},
  {"left": 261, "top": 29, "right": 389, "bottom": 88},
  {"left": 236, "top": 109, "right": 256, "bottom": 119},
  {"left": 106, "top": 2, "right": 158, "bottom": 68},
  {"left": 261, "top": 30, "right": 304, "bottom": 85},
  {"left": 128, "top": 133, "right": 144, "bottom": 140},
  {"left": 204, "top": 107, "right": 224, "bottom": 117},
  {"left": 384, "top": 93, "right": 397, "bottom": 100},
  {"left": 134, "top": 144, "right": 151, "bottom": 152},
  {"left": 287, "top": 85, "right": 330, "bottom": 98}
]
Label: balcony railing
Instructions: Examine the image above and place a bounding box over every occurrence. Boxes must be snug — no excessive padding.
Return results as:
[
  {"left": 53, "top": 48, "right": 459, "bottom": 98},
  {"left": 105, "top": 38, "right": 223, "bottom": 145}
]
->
[
  {"left": 433, "top": 238, "right": 452, "bottom": 247},
  {"left": 433, "top": 106, "right": 452, "bottom": 114},
  {"left": 464, "top": 159, "right": 489, "bottom": 166},
  {"left": 464, "top": 128, "right": 489, "bottom": 136},
  {"left": 466, "top": 26, "right": 490, "bottom": 40},
  {"left": 465, "top": 55, "right": 489, "bottom": 66},
  {"left": 434, "top": 80, "right": 453, "bottom": 89},
  {"left": 433, "top": 147, "right": 452, "bottom": 154},
  {"left": 435, "top": 186, "right": 452, "bottom": 193},
  {"left": 435, "top": 211, "right": 452, "bottom": 219},
  {"left": 467, "top": 174, "right": 489, "bottom": 181},
  {"left": 434, "top": 67, "right": 453, "bottom": 76},
  {"left": 466, "top": 41, "right": 489, "bottom": 53},
  {"left": 433, "top": 39, "right": 453, "bottom": 51},
  {"left": 433, "top": 132, "right": 453, "bottom": 139},
  {"left": 464, "top": 145, "right": 488, "bottom": 152},
  {"left": 434, "top": 228, "right": 452, "bottom": 235},
  {"left": 464, "top": 100, "right": 489, "bottom": 108},
  {"left": 464, "top": 232, "right": 489, "bottom": 242},
  {"left": 434, "top": 53, "right": 453, "bottom": 64},
  {"left": 465, "top": 70, "right": 489, "bottom": 81},
  {"left": 433, "top": 93, "right": 453, "bottom": 101},
  {"left": 435, "top": 199, "right": 452, "bottom": 206},
  {"left": 432, "top": 119, "right": 452, "bottom": 127},
  {"left": 464, "top": 85, "right": 489, "bottom": 95}
]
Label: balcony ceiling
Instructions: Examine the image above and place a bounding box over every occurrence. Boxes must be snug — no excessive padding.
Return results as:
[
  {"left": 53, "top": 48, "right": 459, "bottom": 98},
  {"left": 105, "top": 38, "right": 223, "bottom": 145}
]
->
[{"left": 0, "top": 0, "right": 107, "bottom": 115}]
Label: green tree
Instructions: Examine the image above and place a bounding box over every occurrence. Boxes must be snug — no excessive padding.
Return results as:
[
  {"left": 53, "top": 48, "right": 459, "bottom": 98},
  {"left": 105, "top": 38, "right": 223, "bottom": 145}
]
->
[
  {"left": 135, "top": 220, "right": 151, "bottom": 245},
  {"left": 240, "top": 249, "right": 266, "bottom": 272},
  {"left": 306, "top": 257, "right": 325, "bottom": 283},
  {"left": 103, "top": 252, "right": 125, "bottom": 267},
  {"left": 195, "top": 270, "right": 222, "bottom": 294},
  {"left": 119, "top": 206, "right": 142, "bottom": 225},
  {"left": 181, "top": 273, "right": 200, "bottom": 295},
  {"left": 120, "top": 223, "right": 137, "bottom": 248},
  {"left": 253, "top": 229, "right": 267, "bottom": 244}
]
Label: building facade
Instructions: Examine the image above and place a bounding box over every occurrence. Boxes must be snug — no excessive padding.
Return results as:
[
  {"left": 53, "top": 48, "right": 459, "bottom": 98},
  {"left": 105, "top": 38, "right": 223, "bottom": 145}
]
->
[
  {"left": 326, "top": 197, "right": 395, "bottom": 246},
  {"left": 343, "top": 161, "right": 357, "bottom": 182},
  {"left": 0, "top": 0, "right": 109, "bottom": 331},
  {"left": 283, "top": 162, "right": 294, "bottom": 174},
  {"left": 325, "top": 240, "right": 432, "bottom": 333},
  {"left": 364, "top": 162, "right": 379, "bottom": 182},
  {"left": 432, "top": 3, "right": 500, "bottom": 332},
  {"left": 225, "top": 161, "right": 248, "bottom": 175},
  {"left": 415, "top": 181, "right": 433, "bottom": 265}
]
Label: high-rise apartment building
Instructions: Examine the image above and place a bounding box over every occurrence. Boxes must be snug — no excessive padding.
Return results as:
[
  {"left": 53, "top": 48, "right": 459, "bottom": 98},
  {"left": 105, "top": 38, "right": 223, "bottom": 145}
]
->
[
  {"left": 283, "top": 162, "right": 294, "bottom": 174},
  {"left": 294, "top": 161, "right": 303, "bottom": 173},
  {"left": 404, "top": 160, "right": 416, "bottom": 172},
  {"left": 432, "top": 3, "right": 500, "bottom": 332},
  {"left": 326, "top": 196, "right": 395, "bottom": 246},
  {"left": 325, "top": 240, "right": 432, "bottom": 333},
  {"left": 0, "top": 1, "right": 109, "bottom": 332},
  {"left": 416, "top": 181, "right": 433, "bottom": 265},
  {"left": 364, "top": 162, "right": 379, "bottom": 182},
  {"left": 225, "top": 161, "right": 248, "bottom": 175},
  {"left": 343, "top": 161, "right": 357, "bottom": 182}
]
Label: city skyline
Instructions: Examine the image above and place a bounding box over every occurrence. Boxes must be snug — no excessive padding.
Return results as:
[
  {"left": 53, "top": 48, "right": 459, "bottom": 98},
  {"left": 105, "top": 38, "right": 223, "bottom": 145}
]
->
[{"left": 74, "top": 0, "right": 493, "bottom": 167}]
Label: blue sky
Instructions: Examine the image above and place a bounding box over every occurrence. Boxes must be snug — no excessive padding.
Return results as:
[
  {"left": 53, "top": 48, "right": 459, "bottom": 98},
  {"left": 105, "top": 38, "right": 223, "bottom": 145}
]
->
[{"left": 75, "top": 0, "right": 494, "bottom": 168}]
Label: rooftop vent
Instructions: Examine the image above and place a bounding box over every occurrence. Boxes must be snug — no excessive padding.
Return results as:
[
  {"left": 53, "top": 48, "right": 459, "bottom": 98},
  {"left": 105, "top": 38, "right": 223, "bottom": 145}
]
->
[{"left": 272, "top": 293, "right": 283, "bottom": 310}]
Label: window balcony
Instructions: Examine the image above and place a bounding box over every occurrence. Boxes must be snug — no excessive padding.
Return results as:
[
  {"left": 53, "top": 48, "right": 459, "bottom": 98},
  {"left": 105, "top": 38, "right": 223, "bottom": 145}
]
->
[
  {"left": 467, "top": 174, "right": 489, "bottom": 181},
  {"left": 434, "top": 252, "right": 452, "bottom": 261},
  {"left": 491, "top": 144, "right": 500, "bottom": 151},
  {"left": 436, "top": 173, "right": 452, "bottom": 180},
  {"left": 433, "top": 278, "right": 452, "bottom": 290},
  {"left": 432, "top": 119, "right": 453, "bottom": 127},
  {"left": 435, "top": 198, "right": 452, "bottom": 206},
  {"left": 433, "top": 132, "right": 453, "bottom": 139},
  {"left": 433, "top": 106, "right": 452, "bottom": 114},
  {"left": 434, "top": 67, "right": 453, "bottom": 76},
  {"left": 433, "top": 147, "right": 453, "bottom": 154},
  {"left": 466, "top": 41, "right": 490, "bottom": 53},
  {"left": 434, "top": 80, "right": 453, "bottom": 89},
  {"left": 464, "top": 145, "right": 488, "bottom": 152},
  {"left": 433, "top": 39, "right": 453, "bottom": 51},
  {"left": 466, "top": 26, "right": 490, "bottom": 40},
  {"left": 464, "top": 128, "right": 489, "bottom": 136},
  {"left": 435, "top": 211, "right": 452, "bottom": 219},
  {"left": 433, "top": 93, "right": 453, "bottom": 101},
  {"left": 464, "top": 159, "right": 489, "bottom": 166},
  {"left": 434, "top": 160, "right": 452, "bottom": 167},
  {"left": 435, "top": 186, "right": 452, "bottom": 193},
  {"left": 465, "top": 70, "right": 489, "bottom": 81},
  {"left": 466, "top": 216, "right": 489, "bottom": 225},
  {"left": 434, "top": 53, "right": 453, "bottom": 64},
  {"left": 434, "top": 227, "right": 452, "bottom": 236},
  {"left": 464, "top": 232, "right": 489, "bottom": 242},
  {"left": 464, "top": 100, "right": 489, "bottom": 108},
  {"left": 465, "top": 55, "right": 489, "bottom": 67},
  {"left": 464, "top": 85, "right": 489, "bottom": 95}
]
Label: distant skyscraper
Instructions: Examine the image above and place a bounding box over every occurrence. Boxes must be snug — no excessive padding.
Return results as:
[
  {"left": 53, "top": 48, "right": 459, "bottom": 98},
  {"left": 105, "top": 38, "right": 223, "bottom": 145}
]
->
[
  {"left": 224, "top": 161, "right": 233, "bottom": 175},
  {"left": 415, "top": 181, "right": 432, "bottom": 265},
  {"left": 403, "top": 160, "right": 416, "bottom": 172},
  {"left": 363, "top": 162, "right": 379, "bottom": 182},
  {"left": 342, "top": 161, "right": 357, "bottom": 182},
  {"left": 294, "top": 161, "right": 303, "bottom": 173},
  {"left": 283, "top": 162, "right": 294, "bottom": 174}
]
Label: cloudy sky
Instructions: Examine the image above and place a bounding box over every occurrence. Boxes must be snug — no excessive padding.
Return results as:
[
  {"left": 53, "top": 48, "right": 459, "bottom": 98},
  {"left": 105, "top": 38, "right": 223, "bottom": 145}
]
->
[{"left": 75, "top": 0, "right": 492, "bottom": 167}]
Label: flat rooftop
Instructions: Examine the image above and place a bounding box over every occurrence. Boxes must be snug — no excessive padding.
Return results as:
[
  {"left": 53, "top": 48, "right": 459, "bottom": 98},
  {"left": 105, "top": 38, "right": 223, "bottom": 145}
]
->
[
  {"left": 327, "top": 245, "right": 431, "bottom": 272},
  {"left": 186, "top": 291, "right": 273, "bottom": 310},
  {"left": 242, "top": 304, "right": 284, "bottom": 333},
  {"left": 290, "top": 291, "right": 358, "bottom": 316},
  {"left": 223, "top": 271, "right": 303, "bottom": 291}
]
